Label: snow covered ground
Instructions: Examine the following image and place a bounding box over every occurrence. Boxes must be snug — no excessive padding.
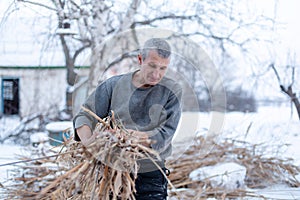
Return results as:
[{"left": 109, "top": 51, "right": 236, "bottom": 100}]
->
[
  {"left": 0, "top": 104, "right": 300, "bottom": 199},
  {"left": 0, "top": 144, "right": 23, "bottom": 184}
]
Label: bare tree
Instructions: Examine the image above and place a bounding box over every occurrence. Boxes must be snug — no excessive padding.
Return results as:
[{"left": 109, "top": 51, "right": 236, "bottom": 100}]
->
[
  {"left": 3, "top": 0, "right": 275, "bottom": 114},
  {"left": 269, "top": 58, "right": 300, "bottom": 120}
]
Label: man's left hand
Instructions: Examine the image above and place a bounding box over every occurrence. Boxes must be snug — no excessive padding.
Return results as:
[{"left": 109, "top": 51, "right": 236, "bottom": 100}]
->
[{"left": 127, "top": 129, "right": 151, "bottom": 147}]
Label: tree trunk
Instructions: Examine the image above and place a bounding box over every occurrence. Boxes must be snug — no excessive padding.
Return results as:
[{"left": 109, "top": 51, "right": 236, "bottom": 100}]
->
[
  {"left": 59, "top": 35, "right": 77, "bottom": 86},
  {"left": 59, "top": 34, "right": 78, "bottom": 115},
  {"left": 280, "top": 85, "right": 300, "bottom": 120},
  {"left": 292, "top": 97, "right": 300, "bottom": 120}
]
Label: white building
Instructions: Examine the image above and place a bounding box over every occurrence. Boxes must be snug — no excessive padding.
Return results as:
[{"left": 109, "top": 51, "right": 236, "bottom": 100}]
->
[
  {"left": 0, "top": 66, "right": 89, "bottom": 117},
  {"left": 0, "top": 1, "right": 89, "bottom": 117}
]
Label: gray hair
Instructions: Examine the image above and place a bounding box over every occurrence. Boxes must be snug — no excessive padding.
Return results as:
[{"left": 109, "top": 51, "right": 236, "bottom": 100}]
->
[{"left": 141, "top": 38, "right": 171, "bottom": 60}]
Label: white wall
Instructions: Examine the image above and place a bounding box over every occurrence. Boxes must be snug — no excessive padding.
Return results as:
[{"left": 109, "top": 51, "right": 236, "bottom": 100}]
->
[{"left": 0, "top": 68, "right": 67, "bottom": 117}]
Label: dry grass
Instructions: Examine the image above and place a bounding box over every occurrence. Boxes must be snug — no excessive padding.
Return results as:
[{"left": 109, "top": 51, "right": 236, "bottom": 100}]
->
[{"left": 167, "top": 136, "right": 300, "bottom": 199}]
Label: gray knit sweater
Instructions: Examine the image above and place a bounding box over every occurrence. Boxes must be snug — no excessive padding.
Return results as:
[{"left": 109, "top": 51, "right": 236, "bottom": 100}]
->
[{"left": 73, "top": 71, "right": 182, "bottom": 172}]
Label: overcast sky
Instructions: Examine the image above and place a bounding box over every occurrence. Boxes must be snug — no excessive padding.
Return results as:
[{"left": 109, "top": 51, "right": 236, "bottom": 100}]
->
[
  {"left": 256, "top": 0, "right": 300, "bottom": 63},
  {"left": 274, "top": 0, "right": 300, "bottom": 51}
]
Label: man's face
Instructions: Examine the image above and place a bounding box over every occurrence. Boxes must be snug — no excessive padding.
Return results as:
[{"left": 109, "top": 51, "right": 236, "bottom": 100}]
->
[{"left": 139, "top": 50, "right": 170, "bottom": 86}]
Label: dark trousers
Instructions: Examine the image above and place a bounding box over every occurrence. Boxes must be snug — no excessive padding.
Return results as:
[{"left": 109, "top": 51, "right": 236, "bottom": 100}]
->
[{"left": 134, "top": 168, "right": 168, "bottom": 200}]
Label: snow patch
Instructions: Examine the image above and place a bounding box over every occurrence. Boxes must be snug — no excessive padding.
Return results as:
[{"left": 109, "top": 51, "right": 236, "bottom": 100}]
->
[
  {"left": 30, "top": 132, "right": 48, "bottom": 144},
  {"left": 45, "top": 121, "right": 73, "bottom": 132},
  {"left": 189, "top": 162, "right": 246, "bottom": 190}
]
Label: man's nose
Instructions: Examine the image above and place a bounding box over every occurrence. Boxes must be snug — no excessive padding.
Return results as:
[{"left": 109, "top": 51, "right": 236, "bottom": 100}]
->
[{"left": 152, "top": 69, "right": 160, "bottom": 78}]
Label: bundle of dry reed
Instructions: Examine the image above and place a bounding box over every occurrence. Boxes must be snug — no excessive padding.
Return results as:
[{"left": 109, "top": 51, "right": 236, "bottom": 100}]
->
[{"left": 3, "top": 108, "right": 160, "bottom": 200}]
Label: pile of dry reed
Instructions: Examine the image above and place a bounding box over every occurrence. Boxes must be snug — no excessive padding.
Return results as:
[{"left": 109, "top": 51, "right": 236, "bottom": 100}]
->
[{"left": 167, "top": 136, "right": 300, "bottom": 199}]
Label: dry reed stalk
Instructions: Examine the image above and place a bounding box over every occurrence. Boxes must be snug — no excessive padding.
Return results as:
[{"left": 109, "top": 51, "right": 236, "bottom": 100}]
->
[{"left": 38, "top": 162, "right": 85, "bottom": 197}]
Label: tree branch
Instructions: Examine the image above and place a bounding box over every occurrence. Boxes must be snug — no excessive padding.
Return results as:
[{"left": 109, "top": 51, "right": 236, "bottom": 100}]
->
[
  {"left": 104, "top": 50, "right": 139, "bottom": 73},
  {"left": 72, "top": 42, "right": 92, "bottom": 61},
  {"left": 269, "top": 63, "right": 281, "bottom": 84},
  {"left": 17, "top": 0, "right": 57, "bottom": 11},
  {"left": 130, "top": 14, "right": 199, "bottom": 28}
]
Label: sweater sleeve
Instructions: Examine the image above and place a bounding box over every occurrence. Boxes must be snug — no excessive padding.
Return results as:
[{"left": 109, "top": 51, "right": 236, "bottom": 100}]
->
[
  {"left": 148, "top": 84, "right": 182, "bottom": 153},
  {"left": 73, "top": 81, "right": 111, "bottom": 141}
]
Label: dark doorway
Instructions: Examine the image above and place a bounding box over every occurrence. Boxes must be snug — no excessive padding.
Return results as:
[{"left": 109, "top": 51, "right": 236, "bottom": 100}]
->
[{"left": 2, "top": 78, "right": 20, "bottom": 115}]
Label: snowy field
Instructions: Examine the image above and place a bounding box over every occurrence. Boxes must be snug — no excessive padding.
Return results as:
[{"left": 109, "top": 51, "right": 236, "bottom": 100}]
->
[{"left": 0, "top": 105, "right": 300, "bottom": 199}]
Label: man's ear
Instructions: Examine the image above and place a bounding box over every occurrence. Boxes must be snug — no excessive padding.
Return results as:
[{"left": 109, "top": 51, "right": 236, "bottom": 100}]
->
[{"left": 138, "top": 54, "right": 142, "bottom": 65}]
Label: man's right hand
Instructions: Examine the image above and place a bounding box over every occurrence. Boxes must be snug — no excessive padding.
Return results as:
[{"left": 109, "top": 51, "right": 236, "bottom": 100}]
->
[{"left": 76, "top": 125, "right": 98, "bottom": 146}]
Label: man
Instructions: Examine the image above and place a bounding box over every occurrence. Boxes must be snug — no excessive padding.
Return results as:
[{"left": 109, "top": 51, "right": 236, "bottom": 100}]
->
[{"left": 73, "top": 38, "right": 182, "bottom": 199}]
